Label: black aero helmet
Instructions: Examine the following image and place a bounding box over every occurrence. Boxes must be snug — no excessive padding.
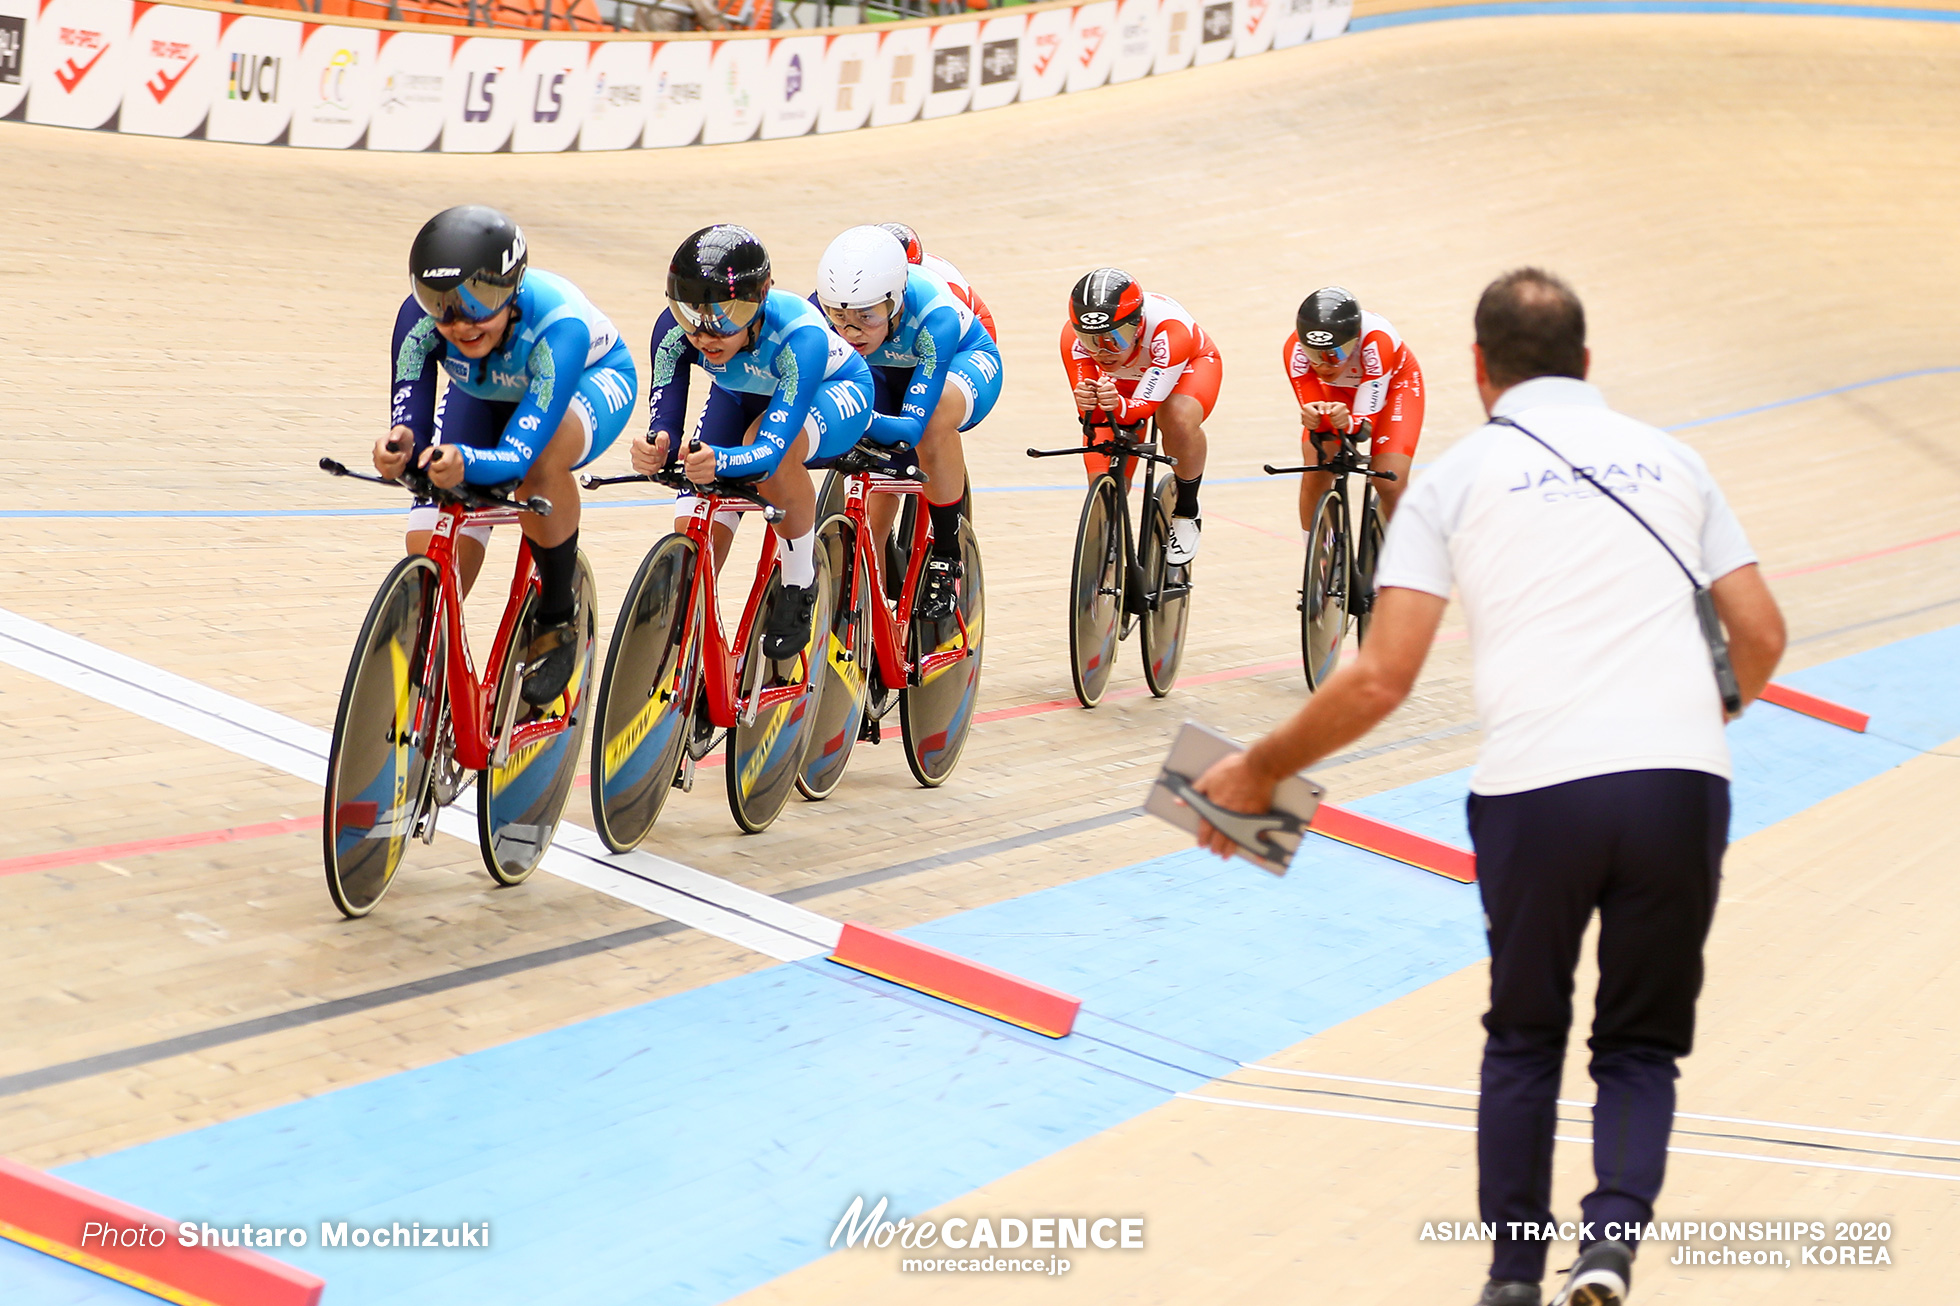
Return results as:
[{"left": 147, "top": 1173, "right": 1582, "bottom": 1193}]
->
[
  {"left": 1296, "top": 286, "right": 1363, "bottom": 357},
  {"left": 667, "top": 224, "right": 771, "bottom": 337},
  {"left": 1069, "top": 267, "right": 1145, "bottom": 336},
  {"left": 410, "top": 205, "right": 527, "bottom": 323}
]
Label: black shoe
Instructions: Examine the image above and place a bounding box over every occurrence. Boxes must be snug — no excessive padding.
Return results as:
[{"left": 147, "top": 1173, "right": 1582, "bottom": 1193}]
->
[
  {"left": 1479, "top": 1281, "right": 1542, "bottom": 1306},
  {"left": 916, "top": 556, "right": 963, "bottom": 622},
  {"left": 762, "top": 582, "right": 818, "bottom": 661},
  {"left": 520, "top": 609, "right": 580, "bottom": 707},
  {"left": 1549, "top": 1240, "right": 1631, "bottom": 1306}
]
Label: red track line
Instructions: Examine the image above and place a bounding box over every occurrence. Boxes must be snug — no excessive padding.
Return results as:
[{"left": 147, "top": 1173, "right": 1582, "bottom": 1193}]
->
[
  {"left": 1, "top": 815, "right": 320, "bottom": 878},
  {"left": 1766, "top": 527, "right": 1960, "bottom": 581}
]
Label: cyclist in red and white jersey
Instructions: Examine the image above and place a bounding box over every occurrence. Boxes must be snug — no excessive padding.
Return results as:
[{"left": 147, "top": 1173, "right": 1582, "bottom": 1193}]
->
[
  {"left": 880, "top": 222, "right": 998, "bottom": 342},
  {"left": 1060, "top": 267, "right": 1220, "bottom": 565},
  {"left": 1285, "top": 285, "right": 1425, "bottom": 528}
]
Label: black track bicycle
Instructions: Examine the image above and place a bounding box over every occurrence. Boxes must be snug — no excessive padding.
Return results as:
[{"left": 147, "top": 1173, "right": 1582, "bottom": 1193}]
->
[
  {"left": 1264, "top": 418, "right": 1397, "bottom": 688},
  {"left": 1028, "top": 415, "right": 1192, "bottom": 708}
]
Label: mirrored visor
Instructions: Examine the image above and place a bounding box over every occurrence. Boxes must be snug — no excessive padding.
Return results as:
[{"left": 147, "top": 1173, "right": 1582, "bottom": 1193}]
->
[
  {"left": 1301, "top": 336, "right": 1360, "bottom": 367},
  {"left": 1073, "top": 322, "right": 1138, "bottom": 356},
  {"left": 413, "top": 276, "right": 518, "bottom": 325},
  {"left": 670, "top": 296, "right": 765, "bottom": 339}
]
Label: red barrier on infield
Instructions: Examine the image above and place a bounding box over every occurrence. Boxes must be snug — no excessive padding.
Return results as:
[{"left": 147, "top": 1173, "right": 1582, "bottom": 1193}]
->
[
  {"left": 0, "top": 1157, "right": 323, "bottom": 1306},
  {"left": 1759, "top": 681, "right": 1870, "bottom": 733},
  {"left": 1308, "top": 804, "right": 1478, "bottom": 884},
  {"left": 829, "top": 922, "right": 1082, "bottom": 1038}
]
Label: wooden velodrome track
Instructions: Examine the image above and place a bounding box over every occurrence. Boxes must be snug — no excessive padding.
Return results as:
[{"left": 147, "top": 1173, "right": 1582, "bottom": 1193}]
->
[{"left": 4, "top": 4, "right": 1960, "bottom": 1301}]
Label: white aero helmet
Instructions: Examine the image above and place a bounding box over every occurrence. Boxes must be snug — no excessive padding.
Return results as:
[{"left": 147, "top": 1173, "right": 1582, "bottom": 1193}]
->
[{"left": 816, "top": 225, "right": 910, "bottom": 313}]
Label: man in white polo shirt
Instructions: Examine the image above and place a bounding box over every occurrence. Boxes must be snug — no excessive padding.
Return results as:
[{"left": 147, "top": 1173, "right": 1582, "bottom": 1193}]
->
[{"left": 1192, "top": 269, "right": 1786, "bottom": 1306}]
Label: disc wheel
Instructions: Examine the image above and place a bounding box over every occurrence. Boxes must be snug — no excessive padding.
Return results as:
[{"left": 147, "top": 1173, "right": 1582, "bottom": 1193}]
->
[
  {"left": 1354, "top": 493, "right": 1386, "bottom": 646},
  {"left": 591, "top": 534, "right": 702, "bottom": 851},
  {"left": 323, "top": 555, "right": 445, "bottom": 919},
  {"left": 901, "top": 517, "right": 984, "bottom": 788},
  {"left": 477, "top": 553, "right": 599, "bottom": 885},
  {"left": 797, "top": 513, "right": 870, "bottom": 801},
  {"left": 1139, "top": 475, "right": 1193, "bottom": 698},
  {"left": 1068, "top": 475, "right": 1125, "bottom": 708},
  {"left": 726, "top": 554, "right": 832, "bottom": 833},
  {"left": 1301, "top": 490, "right": 1350, "bottom": 689}
]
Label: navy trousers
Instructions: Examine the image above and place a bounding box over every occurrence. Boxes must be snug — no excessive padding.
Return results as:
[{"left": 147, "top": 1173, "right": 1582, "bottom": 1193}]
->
[{"left": 1468, "top": 769, "right": 1728, "bottom": 1284}]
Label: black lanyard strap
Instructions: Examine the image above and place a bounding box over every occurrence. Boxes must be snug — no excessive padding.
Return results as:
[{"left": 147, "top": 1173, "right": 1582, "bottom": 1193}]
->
[{"left": 1491, "top": 414, "right": 1743, "bottom": 716}]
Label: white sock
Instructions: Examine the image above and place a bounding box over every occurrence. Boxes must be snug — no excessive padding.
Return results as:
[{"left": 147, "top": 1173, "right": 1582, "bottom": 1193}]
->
[
  {"left": 1301, "top": 528, "right": 1312, "bottom": 548},
  {"left": 779, "top": 527, "right": 816, "bottom": 588}
]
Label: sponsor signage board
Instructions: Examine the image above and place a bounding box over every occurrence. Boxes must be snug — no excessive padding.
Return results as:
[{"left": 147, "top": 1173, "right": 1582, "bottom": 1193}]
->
[
  {"left": 368, "top": 29, "right": 445, "bottom": 151},
  {"left": 580, "top": 37, "right": 649, "bottom": 151},
  {"left": 292, "top": 24, "right": 378, "bottom": 150},
  {"left": 119, "top": 2, "right": 216, "bottom": 139}
]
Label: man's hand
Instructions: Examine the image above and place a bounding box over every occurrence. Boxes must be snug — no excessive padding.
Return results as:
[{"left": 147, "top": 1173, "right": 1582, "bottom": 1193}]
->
[
  {"left": 1093, "top": 376, "right": 1122, "bottom": 413},
  {"left": 632, "top": 431, "right": 672, "bottom": 477},
  {"left": 1301, "top": 401, "right": 1352, "bottom": 435},
  {"left": 373, "top": 426, "right": 415, "bottom": 480},
  {"left": 419, "top": 444, "right": 465, "bottom": 490},
  {"left": 1072, "top": 377, "right": 1102, "bottom": 413},
  {"left": 1189, "top": 752, "right": 1279, "bottom": 860},
  {"left": 683, "top": 439, "right": 719, "bottom": 486}
]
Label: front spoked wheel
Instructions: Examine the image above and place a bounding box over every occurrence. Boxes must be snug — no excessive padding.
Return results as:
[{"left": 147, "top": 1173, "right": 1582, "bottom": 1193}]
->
[
  {"left": 727, "top": 555, "right": 832, "bottom": 833},
  {"left": 323, "top": 555, "right": 445, "bottom": 919},
  {"left": 477, "top": 553, "right": 599, "bottom": 885},
  {"left": 1139, "top": 475, "right": 1192, "bottom": 698},
  {"left": 1068, "top": 475, "right": 1125, "bottom": 708},
  {"left": 798, "top": 513, "right": 870, "bottom": 801},
  {"left": 1354, "top": 492, "right": 1385, "bottom": 646},
  {"left": 591, "top": 534, "right": 702, "bottom": 851},
  {"left": 1301, "top": 490, "right": 1350, "bottom": 689},
  {"left": 901, "top": 518, "right": 984, "bottom": 788}
]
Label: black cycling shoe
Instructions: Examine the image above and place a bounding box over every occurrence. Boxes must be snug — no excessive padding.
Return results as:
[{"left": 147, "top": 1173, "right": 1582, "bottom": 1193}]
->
[
  {"left": 916, "top": 556, "right": 963, "bottom": 622},
  {"left": 762, "top": 583, "right": 818, "bottom": 661},
  {"left": 1478, "top": 1281, "right": 1542, "bottom": 1306},
  {"left": 520, "top": 610, "right": 580, "bottom": 707}
]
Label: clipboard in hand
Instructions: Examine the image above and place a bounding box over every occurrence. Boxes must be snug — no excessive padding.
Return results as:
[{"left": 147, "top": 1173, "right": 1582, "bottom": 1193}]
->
[{"left": 1145, "top": 721, "right": 1327, "bottom": 875}]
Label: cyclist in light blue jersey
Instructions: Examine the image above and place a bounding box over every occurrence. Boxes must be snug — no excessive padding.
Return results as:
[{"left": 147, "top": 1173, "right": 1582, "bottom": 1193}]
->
[
  {"left": 372, "top": 205, "right": 637, "bottom": 707},
  {"left": 813, "top": 224, "right": 1001, "bottom": 619},
  {"left": 630, "top": 225, "right": 873, "bottom": 659}
]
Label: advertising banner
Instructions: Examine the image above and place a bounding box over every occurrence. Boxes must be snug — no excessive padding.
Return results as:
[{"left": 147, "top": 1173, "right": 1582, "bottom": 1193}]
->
[
  {"left": 1017, "top": 4, "right": 1069, "bottom": 103},
  {"left": 816, "top": 28, "right": 877, "bottom": 134},
  {"left": 644, "top": 38, "right": 707, "bottom": 147},
  {"left": 1, "top": 0, "right": 1349, "bottom": 152},
  {"left": 208, "top": 14, "right": 299, "bottom": 144},
  {"left": 443, "top": 35, "right": 522, "bottom": 152},
  {"left": 28, "top": 0, "right": 131, "bottom": 130},
  {"left": 970, "top": 12, "right": 1021, "bottom": 113},
  {"left": 0, "top": 0, "right": 30, "bottom": 121},
  {"left": 761, "top": 33, "right": 822, "bottom": 138},
  {"left": 511, "top": 37, "right": 587, "bottom": 152},
  {"left": 580, "top": 37, "right": 648, "bottom": 151},
  {"left": 368, "top": 29, "right": 446, "bottom": 151},
  {"left": 703, "top": 35, "right": 765, "bottom": 143},
  {"left": 1064, "top": 0, "right": 1116, "bottom": 94},
  {"left": 292, "top": 23, "right": 378, "bottom": 149},
  {"left": 120, "top": 2, "right": 217, "bottom": 139},
  {"left": 868, "top": 23, "right": 927, "bottom": 128}
]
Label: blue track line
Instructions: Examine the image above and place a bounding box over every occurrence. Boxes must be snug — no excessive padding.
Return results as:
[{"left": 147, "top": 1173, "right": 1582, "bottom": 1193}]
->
[{"left": 7, "top": 366, "right": 1954, "bottom": 520}]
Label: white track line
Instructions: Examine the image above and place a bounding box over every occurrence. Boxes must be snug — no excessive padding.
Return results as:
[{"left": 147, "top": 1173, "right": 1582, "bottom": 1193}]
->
[
  {"left": 1178, "top": 1094, "right": 1960, "bottom": 1183},
  {"left": 0, "top": 607, "right": 835, "bottom": 962},
  {"left": 1237, "top": 1063, "right": 1960, "bottom": 1151}
]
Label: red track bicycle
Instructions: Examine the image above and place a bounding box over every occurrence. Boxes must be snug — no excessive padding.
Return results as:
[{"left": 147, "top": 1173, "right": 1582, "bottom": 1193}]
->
[
  {"left": 585, "top": 450, "right": 833, "bottom": 844},
  {"left": 797, "top": 439, "right": 984, "bottom": 798},
  {"left": 318, "top": 457, "right": 598, "bottom": 919}
]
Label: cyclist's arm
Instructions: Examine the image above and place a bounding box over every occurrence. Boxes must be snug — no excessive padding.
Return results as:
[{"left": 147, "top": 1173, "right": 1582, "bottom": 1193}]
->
[
  {"left": 1109, "top": 321, "right": 1193, "bottom": 424},
  {"left": 389, "top": 296, "right": 444, "bottom": 451},
  {"left": 457, "top": 316, "right": 590, "bottom": 485},
  {"left": 714, "top": 323, "right": 827, "bottom": 478},
  {"left": 646, "top": 308, "right": 698, "bottom": 452},
  {"left": 868, "top": 305, "right": 960, "bottom": 445},
  {"left": 1060, "top": 323, "right": 1106, "bottom": 414}
]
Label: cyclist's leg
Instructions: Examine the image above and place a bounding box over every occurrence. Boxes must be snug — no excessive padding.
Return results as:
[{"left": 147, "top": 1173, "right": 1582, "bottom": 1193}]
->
[
  {"left": 1158, "top": 349, "right": 1220, "bottom": 543},
  {"left": 1366, "top": 360, "right": 1425, "bottom": 520},
  {"left": 918, "top": 344, "right": 999, "bottom": 555},
  {"left": 687, "top": 386, "right": 763, "bottom": 571},
  {"left": 1296, "top": 465, "right": 1336, "bottom": 540}
]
